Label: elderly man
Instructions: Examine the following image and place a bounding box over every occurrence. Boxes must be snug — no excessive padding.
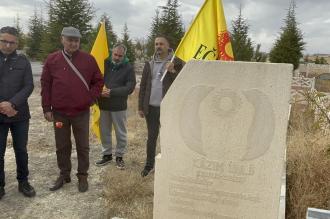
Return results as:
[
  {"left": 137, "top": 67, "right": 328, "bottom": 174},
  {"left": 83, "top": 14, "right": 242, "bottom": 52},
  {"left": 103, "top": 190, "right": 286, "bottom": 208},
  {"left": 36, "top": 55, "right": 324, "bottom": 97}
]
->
[
  {"left": 138, "top": 36, "right": 183, "bottom": 177},
  {"left": 96, "top": 44, "right": 136, "bottom": 169},
  {"left": 41, "top": 27, "right": 103, "bottom": 192},
  {"left": 0, "top": 26, "right": 35, "bottom": 199}
]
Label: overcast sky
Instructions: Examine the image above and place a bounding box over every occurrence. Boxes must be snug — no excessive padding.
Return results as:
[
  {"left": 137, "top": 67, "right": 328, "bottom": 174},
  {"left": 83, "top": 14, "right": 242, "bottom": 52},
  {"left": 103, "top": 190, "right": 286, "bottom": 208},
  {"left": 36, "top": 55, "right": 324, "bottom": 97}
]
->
[{"left": 0, "top": 0, "right": 329, "bottom": 54}]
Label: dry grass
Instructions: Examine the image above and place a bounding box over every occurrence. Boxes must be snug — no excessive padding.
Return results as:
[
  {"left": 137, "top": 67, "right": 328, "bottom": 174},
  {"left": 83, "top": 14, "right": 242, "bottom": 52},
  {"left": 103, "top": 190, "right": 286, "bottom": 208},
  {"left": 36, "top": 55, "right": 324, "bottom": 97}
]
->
[
  {"left": 286, "top": 104, "right": 330, "bottom": 218},
  {"left": 103, "top": 92, "right": 155, "bottom": 219},
  {"left": 103, "top": 92, "right": 330, "bottom": 219}
]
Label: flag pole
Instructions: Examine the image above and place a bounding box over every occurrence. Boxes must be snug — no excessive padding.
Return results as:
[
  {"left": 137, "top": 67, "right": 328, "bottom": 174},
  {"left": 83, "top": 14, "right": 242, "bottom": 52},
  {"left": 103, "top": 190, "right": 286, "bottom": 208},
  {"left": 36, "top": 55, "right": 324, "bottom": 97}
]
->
[{"left": 160, "top": 55, "right": 175, "bottom": 82}]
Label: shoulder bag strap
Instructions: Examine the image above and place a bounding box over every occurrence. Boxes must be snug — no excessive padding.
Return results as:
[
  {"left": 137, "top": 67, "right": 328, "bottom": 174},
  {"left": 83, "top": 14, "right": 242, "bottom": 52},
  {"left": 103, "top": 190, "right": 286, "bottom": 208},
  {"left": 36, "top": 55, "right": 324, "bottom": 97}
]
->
[{"left": 61, "top": 51, "right": 89, "bottom": 91}]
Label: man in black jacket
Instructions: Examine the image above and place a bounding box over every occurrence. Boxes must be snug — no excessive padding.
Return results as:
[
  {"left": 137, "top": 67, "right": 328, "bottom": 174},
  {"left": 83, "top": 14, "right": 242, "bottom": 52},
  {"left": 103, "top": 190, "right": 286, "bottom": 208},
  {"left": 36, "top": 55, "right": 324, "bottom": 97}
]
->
[
  {"left": 96, "top": 44, "right": 136, "bottom": 169},
  {"left": 0, "top": 26, "right": 35, "bottom": 199},
  {"left": 138, "top": 36, "right": 183, "bottom": 177}
]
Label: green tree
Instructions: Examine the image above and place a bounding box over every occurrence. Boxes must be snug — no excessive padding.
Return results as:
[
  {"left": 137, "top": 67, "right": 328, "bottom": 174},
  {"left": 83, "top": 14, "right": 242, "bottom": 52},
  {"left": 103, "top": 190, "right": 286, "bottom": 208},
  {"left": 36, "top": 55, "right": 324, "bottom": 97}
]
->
[
  {"left": 230, "top": 7, "right": 254, "bottom": 61},
  {"left": 158, "top": 0, "right": 184, "bottom": 49},
  {"left": 100, "top": 14, "right": 118, "bottom": 50},
  {"left": 40, "top": 0, "right": 94, "bottom": 59},
  {"left": 14, "top": 14, "right": 25, "bottom": 50},
  {"left": 146, "top": 9, "right": 161, "bottom": 57},
  {"left": 120, "top": 23, "right": 136, "bottom": 64},
  {"left": 252, "top": 44, "right": 268, "bottom": 62},
  {"left": 269, "top": 0, "right": 305, "bottom": 70},
  {"left": 319, "top": 57, "right": 328, "bottom": 64},
  {"left": 147, "top": 0, "right": 185, "bottom": 56},
  {"left": 26, "top": 9, "right": 45, "bottom": 60},
  {"left": 315, "top": 56, "right": 320, "bottom": 64},
  {"left": 87, "top": 14, "right": 118, "bottom": 53}
]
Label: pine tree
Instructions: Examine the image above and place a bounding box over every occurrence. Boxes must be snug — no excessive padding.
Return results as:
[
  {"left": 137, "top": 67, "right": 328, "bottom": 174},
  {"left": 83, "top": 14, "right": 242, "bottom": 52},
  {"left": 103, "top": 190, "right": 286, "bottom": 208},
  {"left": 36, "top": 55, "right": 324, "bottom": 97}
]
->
[
  {"left": 269, "top": 0, "right": 305, "bottom": 70},
  {"left": 158, "top": 0, "right": 184, "bottom": 49},
  {"left": 319, "top": 57, "right": 328, "bottom": 64},
  {"left": 120, "top": 23, "right": 136, "bottom": 64},
  {"left": 230, "top": 7, "right": 254, "bottom": 61},
  {"left": 100, "top": 13, "right": 118, "bottom": 50},
  {"left": 40, "top": 0, "right": 94, "bottom": 59},
  {"left": 146, "top": 9, "right": 161, "bottom": 57},
  {"left": 315, "top": 56, "right": 320, "bottom": 64},
  {"left": 252, "top": 44, "right": 267, "bottom": 62},
  {"left": 146, "top": 0, "right": 184, "bottom": 56},
  {"left": 14, "top": 14, "right": 25, "bottom": 50},
  {"left": 26, "top": 9, "right": 45, "bottom": 60}
]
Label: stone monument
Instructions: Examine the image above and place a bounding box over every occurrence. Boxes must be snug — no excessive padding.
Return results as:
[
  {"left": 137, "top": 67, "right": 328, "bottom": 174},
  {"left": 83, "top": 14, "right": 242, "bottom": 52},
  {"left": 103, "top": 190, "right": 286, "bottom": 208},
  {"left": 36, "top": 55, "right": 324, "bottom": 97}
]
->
[{"left": 153, "top": 60, "right": 292, "bottom": 219}]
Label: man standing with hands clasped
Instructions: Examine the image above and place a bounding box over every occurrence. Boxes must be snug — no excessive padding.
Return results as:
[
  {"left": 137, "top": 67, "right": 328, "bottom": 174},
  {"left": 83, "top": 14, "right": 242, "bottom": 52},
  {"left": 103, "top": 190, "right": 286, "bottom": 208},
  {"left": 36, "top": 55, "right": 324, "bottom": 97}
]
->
[
  {"left": 0, "top": 26, "right": 36, "bottom": 199},
  {"left": 95, "top": 44, "right": 136, "bottom": 169}
]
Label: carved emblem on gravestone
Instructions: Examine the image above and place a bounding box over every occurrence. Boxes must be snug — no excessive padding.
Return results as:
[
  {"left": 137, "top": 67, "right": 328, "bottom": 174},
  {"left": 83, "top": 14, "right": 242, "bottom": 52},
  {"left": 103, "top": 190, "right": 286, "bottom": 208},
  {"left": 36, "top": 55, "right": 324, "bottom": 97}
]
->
[{"left": 180, "top": 86, "right": 275, "bottom": 161}]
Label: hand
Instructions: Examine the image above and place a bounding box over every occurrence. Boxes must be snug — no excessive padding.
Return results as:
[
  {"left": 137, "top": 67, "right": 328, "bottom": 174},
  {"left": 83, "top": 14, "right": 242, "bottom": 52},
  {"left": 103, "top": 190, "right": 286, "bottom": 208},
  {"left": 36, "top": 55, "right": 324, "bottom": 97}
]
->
[
  {"left": 44, "top": 112, "right": 54, "bottom": 122},
  {"left": 165, "top": 62, "right": 176, "bottom": 74},
  {"left": 0, "top": 101, "right": 16, "bottom": 116},
  {"left": 138, "top": 110, "right": 144, "bottom": 118},
  {"left": 6, "top": 108, "right": 18, "bottom": 117},
  {"left": 101, "top": 87, "right": 111, "bottom": 97}
]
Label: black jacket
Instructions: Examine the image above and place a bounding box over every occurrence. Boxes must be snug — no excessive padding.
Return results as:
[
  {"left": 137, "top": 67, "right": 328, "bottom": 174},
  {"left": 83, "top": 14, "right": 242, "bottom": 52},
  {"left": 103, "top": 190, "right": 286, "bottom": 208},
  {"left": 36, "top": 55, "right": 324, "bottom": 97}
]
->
[
  {"left": 98, "top": 59, "right": 136, "bottom": 111},
  {"left": 138, "top": 54, "right": 184, "bottom": 116},
  {"left": 0, "top": 51, "right": 34, "bottom": 123}
]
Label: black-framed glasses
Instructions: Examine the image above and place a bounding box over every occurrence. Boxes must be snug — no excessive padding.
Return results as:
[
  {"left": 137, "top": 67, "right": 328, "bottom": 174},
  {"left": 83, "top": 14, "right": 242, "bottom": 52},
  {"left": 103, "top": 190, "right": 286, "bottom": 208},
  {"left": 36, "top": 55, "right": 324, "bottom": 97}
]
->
[{"left": 0, "top": 40, "right": 17, "bottom": 46}]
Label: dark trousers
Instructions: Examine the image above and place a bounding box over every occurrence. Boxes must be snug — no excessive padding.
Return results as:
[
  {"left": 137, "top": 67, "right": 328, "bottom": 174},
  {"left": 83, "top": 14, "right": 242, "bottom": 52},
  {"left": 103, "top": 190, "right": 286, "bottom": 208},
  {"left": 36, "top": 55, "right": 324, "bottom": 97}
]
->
[
  {"left": 53, "top": 111, "right": 90, "bottom": 178},
  {"left": 145, "top": 105, "right": 160, "bottom": 169},
  {"left": 0, "top": 120, "right": 30, "bottom": 187}
]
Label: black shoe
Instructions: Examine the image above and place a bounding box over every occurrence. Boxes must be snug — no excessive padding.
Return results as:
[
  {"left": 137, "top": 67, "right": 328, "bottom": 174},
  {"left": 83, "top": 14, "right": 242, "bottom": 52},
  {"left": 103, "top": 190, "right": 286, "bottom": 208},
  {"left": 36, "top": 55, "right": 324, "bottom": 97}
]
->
[
  {"left": 115, "top": 157, "right": 125, "bottom": 169},
  {"left": 95, "top": 155, "right": 112, "bottom": 166},
  {"left": 18, "top": 181, "right": 36, "bottom": 197},
  {"left": 0, "top": 187, "right": 4, "bottom": 200},
  {"left": 78, "top": 176, "right": 88, "bottom": 193},
  {"left": 49, "top": 175, "right": 71, "bottom": 191},
  {"left": 141, "top": 166, "right": 154, "bottom": 177}
]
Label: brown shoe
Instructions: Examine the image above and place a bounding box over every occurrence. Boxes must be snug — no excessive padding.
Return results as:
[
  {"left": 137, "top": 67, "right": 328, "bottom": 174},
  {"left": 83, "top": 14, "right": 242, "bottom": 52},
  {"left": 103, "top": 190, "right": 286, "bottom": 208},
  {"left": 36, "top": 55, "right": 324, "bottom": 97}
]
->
[
  {"left": 49, "top": 175, "right": 71, "bottom": 191},
  {"left": 78, "top": 175, "right": 88, "bottom": 192}
]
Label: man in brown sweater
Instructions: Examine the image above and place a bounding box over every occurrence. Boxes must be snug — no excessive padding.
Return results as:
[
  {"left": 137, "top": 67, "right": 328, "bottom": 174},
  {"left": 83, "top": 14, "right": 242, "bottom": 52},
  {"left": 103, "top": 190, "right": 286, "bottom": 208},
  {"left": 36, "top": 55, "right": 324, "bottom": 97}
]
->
[{"left": 138, "top": 36, "right": 183, "bottom": 177}]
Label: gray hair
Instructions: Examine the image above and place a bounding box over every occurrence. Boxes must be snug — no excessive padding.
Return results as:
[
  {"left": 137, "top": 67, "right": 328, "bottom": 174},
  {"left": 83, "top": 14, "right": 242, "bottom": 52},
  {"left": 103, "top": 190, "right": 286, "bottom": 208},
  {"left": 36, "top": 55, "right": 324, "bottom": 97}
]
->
[
  {"left": 113, "top": 43, "right": 127, "bottom": 55},
  {"left": 0, "top": 26, "right": 19, "bottom": 37}
]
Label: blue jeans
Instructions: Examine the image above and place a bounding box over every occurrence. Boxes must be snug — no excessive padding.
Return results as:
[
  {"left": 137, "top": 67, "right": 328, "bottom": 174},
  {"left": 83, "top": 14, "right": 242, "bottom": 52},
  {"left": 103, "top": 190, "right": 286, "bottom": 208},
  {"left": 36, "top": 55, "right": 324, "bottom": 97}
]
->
[{"left": 0, "top": 120, "right": 30, "bottom": 187}]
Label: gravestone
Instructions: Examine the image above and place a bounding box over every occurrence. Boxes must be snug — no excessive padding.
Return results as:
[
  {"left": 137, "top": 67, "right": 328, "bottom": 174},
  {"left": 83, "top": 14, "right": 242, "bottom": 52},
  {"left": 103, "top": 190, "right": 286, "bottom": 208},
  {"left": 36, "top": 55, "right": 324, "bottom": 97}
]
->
[{"left": 153, "top": 60, "right": 292, "bottom": 219}]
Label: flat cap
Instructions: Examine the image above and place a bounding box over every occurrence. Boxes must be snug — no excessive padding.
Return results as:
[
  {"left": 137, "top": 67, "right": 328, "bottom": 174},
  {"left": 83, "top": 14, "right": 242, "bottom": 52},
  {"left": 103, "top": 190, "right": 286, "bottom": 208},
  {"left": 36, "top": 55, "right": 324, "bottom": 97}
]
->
[{"left": 61, "top": 26, "right": 81, "bottom": 38}]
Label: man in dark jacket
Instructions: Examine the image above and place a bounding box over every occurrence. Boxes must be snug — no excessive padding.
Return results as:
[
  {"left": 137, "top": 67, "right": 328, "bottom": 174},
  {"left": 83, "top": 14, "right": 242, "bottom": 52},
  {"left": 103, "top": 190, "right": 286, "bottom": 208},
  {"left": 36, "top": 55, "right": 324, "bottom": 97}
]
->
[
  {"left": 41, "top": 27, "right": 103, "bottom": 192},
  {"left": 138, "top": 36, "right": 183, "bottom": 177},
  {"left": 96, "top": 44, "right": 136, "bottom": 169},
  {"left": 0, "top": 26, "right": 36, "bottom": 199}
]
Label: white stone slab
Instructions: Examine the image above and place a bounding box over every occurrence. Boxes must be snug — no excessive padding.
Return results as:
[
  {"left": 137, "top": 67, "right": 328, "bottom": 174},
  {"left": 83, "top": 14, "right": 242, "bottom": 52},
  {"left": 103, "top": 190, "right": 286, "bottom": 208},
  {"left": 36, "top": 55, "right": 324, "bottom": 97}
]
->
[{"left": 154, "top": 60, "right": 292, "bottom": 219}]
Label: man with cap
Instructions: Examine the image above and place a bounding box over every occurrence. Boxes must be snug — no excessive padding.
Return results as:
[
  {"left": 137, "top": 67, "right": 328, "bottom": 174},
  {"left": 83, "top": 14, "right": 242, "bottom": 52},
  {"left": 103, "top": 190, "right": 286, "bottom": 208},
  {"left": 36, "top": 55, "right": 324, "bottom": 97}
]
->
[
  {"left": 41, "top": 26, "right": 103, "bottom": 192},
  {"left": 0, "top": 26, "right": 36, "bottom": 199}
]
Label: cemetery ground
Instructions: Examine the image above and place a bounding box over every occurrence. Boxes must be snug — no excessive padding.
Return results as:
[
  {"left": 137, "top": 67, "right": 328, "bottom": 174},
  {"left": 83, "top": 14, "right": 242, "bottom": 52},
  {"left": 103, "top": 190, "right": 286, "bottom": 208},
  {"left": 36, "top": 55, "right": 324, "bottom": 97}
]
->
[
  {"left": 0, "top": 84, "right": 154, "bottom": 219},
  {"left": 1, "top": 83, "right": 330, "bottom": 219}
]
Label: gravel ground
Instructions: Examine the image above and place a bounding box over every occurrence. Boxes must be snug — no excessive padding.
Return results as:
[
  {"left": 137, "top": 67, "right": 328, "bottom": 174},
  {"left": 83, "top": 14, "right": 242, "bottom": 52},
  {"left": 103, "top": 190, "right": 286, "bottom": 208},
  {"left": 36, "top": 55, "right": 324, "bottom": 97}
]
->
[{"left": 0, "top": 84, "right": 108, "bottom": 219}]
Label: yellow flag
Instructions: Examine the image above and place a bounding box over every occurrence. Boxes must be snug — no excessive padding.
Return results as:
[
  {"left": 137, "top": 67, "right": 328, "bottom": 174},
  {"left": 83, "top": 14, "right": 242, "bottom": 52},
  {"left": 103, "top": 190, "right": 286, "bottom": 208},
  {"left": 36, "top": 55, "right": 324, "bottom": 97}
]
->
[
  {"left": 175, "top": 0, "right": 234, "bottom": 61},
  {"left": 90, "top": 22, "right": 109, "bottom": 140}
]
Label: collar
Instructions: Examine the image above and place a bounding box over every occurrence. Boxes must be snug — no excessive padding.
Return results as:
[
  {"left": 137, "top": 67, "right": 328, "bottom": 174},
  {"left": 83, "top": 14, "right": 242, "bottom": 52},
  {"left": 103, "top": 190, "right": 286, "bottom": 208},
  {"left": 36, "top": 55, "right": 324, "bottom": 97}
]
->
[
  {"left": 62, "top": 49, "right": 79, "bottom": 59},
  {"left": 0, "top": 50, "right": 17, "bottom": 60}
]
